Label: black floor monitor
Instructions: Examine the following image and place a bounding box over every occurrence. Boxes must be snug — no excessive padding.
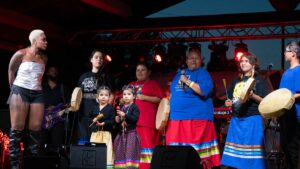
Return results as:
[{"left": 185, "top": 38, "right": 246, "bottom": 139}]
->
[
  {"left": 150, "top": 145, "right": 202, "bottom": 169},
  {"left": 70, "top": 143, "right": 107, "bottom": 169}
]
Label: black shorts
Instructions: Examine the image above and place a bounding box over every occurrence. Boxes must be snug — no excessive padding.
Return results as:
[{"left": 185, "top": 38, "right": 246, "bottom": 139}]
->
[{"left": 7, "top": 85, "right": 44, "bottom": 104}]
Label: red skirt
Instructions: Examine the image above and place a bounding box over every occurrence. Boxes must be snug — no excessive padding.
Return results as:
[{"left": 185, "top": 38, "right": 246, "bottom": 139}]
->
[
  {"left": 136, "top": 126, "right": 160, "bottom": 169},
  {"left": 166, "top": 120, "right": 221, "bottom": 168}
]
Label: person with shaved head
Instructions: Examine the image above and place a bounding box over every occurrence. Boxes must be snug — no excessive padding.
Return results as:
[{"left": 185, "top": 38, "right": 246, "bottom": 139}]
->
[{"left": 7, "top": 29, "right": 47, "bottom": 169}]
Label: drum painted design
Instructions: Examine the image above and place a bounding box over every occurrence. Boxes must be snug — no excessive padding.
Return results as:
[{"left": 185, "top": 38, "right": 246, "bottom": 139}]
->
[{"left": 239, "top": 77, "right": 255, "bottom": 103}]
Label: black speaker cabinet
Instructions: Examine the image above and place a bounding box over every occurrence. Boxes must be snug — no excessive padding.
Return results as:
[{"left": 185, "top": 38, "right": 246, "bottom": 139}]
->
[
  {"left": 23, "top": 155, "right": 66, "bottom": 169},
  {"left": 70, "top": 143, "right": 107, "bottom": 169},
  {"left": 150, "top": 145, "right": 202, "bottom": 169}
]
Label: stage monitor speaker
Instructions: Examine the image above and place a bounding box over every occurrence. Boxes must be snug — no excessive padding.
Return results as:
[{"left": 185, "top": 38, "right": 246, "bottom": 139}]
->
[
  {"left": 70, "top": 143, "right": 107, "bottom": 169},
  {"left": 150, "top": 145, "right": 202, "bottom": 169},
  {"left": 23, "top": 155, "right": 66, "bottom": 169}
]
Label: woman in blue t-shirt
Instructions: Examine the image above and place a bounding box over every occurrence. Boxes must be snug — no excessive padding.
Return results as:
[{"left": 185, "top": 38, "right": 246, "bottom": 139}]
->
[{"left": 166, "top": 47, "right": 221, "bottom": 168}]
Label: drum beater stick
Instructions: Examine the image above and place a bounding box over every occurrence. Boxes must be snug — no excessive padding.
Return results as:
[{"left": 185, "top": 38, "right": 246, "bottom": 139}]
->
[{"left": 222, "top": 78, "right": 229, "bottom": 99}]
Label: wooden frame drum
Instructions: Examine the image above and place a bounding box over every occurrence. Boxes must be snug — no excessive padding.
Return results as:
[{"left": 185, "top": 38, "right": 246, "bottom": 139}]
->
[
  {"left": 70, "top": 87, "right": 83, "bottom": 112},
  {"left": 259, "top": 88, "right": 295, "bottom": 119},
  {"left": 155, "top": 98, "right": 170, "bottom": 131},
  {"left": 240, "top": 77, "right": 256, "bottom": 103}
]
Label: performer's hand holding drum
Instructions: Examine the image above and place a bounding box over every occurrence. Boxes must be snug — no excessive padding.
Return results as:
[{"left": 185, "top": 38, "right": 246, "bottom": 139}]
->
[
  {"left": 156, "top": 98, "right": 170, "bottom": 131},
  {"left": 239, "top": 77, "right": 256, "bottom": 103},
  {"left": 258, "top": 88, "right": 295, "bottom": 119}
]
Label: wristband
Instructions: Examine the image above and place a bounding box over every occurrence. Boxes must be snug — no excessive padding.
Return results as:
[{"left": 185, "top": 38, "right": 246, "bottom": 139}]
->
[
  {"left": 186, "top": 80, "right": 191, "bottom": 86},
  {"left": 189, "top": 81, "right": 195, "bottom": 88}
]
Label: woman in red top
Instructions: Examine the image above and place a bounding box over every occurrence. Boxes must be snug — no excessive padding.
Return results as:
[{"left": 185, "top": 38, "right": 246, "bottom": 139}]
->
[{"left": 130, "top": 62, "right": 164, "bottom": 169}]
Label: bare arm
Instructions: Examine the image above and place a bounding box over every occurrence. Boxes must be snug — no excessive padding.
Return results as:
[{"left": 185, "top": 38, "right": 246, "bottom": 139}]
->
[
  {"left": 249, "top": 91, "right": 263, "bottom": 103},
  {"left": 180, "top": 75, "right": 203, "bottom": 96},
  {"left": 294, "top": 93, "right": 300, "bottom": 101},
  {"left": 136, "top": 94, "right": 161, "bottom": 103},
  {"left": 186, "top": 81, "right": 202, "bottom": 95},
  {"left": 8, "top": 50, "right": 24, "bottom": 87}
]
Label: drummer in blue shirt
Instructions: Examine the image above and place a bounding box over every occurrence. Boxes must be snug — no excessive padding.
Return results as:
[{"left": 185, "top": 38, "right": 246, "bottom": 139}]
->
[{"left": 279, "top": 41, "right": 300, "bottom": 169}]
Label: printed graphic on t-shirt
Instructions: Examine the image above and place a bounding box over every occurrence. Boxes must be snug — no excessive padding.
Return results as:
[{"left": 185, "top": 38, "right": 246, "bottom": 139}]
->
[
  {"left": 133, "top": 84, "right": 143, "bottom": 94},
  {"left": 175, "top": 75, "right": 191, "bottom": 91},
  {"left": 81, "top": 77, "right": 98, "bottom": 92}
]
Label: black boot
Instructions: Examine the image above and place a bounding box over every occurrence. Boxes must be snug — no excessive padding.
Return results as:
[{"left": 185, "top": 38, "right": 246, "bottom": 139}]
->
[
  {"left": 27, "top": 130, "right": 42, "bottom": 156},
  {"left": 9, "top": 129, "right": 23, "bottom": 169}
]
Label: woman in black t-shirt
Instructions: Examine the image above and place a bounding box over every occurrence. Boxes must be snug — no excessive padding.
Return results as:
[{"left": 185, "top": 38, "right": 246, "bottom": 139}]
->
[
  {"left": 221, "top": 52, "right": 270, "bottom": 169},
  {"left": 77, "top": 49, "right": 113, "bottom": 144}
]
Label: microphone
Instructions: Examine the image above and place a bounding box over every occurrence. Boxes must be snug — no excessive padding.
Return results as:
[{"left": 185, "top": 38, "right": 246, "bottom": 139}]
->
[
  {"left": 181, "top": 69, "right": 186, "bottom": 75},
  {"left": 178, "top": 69, "right": 185, "bottom": 85},
  {"left": 89, "top": 114, "right": 104, "bottom": 127},
  {"left": 179, "top": 69, "right": 187, "bottom": 90}
]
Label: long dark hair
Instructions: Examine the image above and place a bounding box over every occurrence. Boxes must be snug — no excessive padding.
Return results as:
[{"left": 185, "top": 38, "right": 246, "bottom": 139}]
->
[
  {"left": 90, "top": 49, "right": 111, "bottom": 88},
  {"left": 89, "top": 49, "right": 105, "bottom": 71},
  {"left": 238, "top": 52, "right": 260, "bottom": 79}
]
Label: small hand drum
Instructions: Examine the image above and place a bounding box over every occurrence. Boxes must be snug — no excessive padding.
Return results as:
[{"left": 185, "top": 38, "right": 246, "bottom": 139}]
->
[
  {"left": 239, "top": 77, "right": 256, "bottom": 103},
  {"left": 69, "top": 87, "right": 83, "bottom": 112},
  {"left": 155, "top": 98, "right": 170, "bottom": 131},
  {"left": 259, "top": 88, "right": 295, "bottom": 119}
]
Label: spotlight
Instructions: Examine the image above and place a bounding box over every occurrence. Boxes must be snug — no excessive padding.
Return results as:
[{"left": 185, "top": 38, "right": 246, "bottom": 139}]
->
[
  {"left": 154, "top": 54, "right": 162, "bottom": 63},
  {"left": 105, "top": 54, "right": 112, "bottom": 62},
  {"left": 234, "top": 42, "right": 248, "bottom": 62},
  {"left": 235, "top": 52, "right": 244, "bottom": 61},
  {"left": 153, "top": 44, "right": 166, "bottom": 64}
]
